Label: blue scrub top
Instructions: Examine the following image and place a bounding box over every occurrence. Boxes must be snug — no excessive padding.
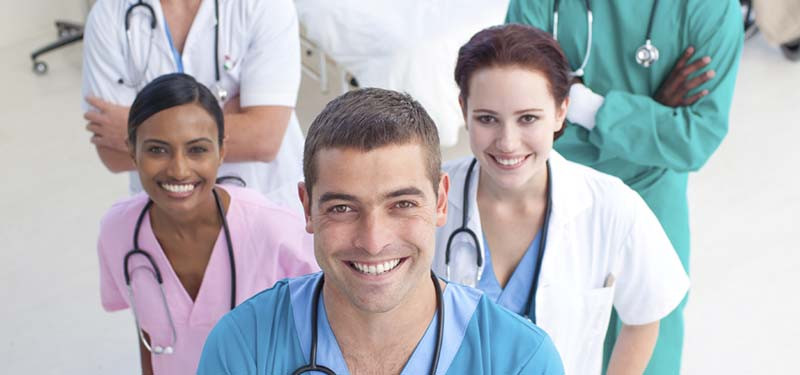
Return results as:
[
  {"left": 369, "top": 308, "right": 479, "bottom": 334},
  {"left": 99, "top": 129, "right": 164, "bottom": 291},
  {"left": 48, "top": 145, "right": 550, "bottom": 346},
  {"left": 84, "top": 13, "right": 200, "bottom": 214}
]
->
[
  {"left": 479, "top": 230, "right": 542, "bottom": 316},
  {"left": 198, "top": 273, "right": 564, "bottom": 374},
  {"left": 163, "top": 16, "right": 184, "bottom": 73}
]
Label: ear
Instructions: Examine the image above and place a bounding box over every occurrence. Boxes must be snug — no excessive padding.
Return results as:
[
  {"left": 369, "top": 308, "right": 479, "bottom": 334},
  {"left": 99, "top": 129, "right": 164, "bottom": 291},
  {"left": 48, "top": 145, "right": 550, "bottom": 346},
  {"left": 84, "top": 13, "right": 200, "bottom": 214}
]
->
[
  {"left": 127, "top": 139, "right": 137, "bottom": 166},
  {"left": 435, "top": 172, "right": 450, "bottom": 227},
  {"left": 555, "top": 96, "right": 569, "bottom": 133},
  {"left": 458, "top": 96, "right": 468, "bottom": 129},
  {"left": 219, "top": 135, "right": 228, "bottom": 164},
  {"left": 298, "top": 181, "right": 314, "bottom": 234}
]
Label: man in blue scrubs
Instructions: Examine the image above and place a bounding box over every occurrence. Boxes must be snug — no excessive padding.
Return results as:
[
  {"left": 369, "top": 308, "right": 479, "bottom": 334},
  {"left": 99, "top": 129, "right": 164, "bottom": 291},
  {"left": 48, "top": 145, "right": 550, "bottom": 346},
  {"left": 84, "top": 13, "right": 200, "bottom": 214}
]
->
[{"left": 198, "top": 88, "right": 564, "bottom": 374}]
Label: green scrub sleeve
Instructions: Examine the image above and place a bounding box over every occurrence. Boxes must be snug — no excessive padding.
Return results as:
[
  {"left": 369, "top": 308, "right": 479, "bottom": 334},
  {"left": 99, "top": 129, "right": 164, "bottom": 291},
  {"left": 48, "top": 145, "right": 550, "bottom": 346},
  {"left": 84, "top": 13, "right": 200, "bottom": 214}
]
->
[{"left": 589, "top": 0, "right": 743, "bottom": 172}]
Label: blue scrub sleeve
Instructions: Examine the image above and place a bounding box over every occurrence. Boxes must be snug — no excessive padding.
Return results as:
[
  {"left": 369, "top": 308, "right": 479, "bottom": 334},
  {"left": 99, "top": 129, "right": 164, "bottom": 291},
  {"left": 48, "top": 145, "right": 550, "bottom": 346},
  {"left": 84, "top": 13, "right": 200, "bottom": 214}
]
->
[
  {"left": 587, "top": 0, "right": 743, "bottom": 172},
  {"left": 518, "top": 336, "right": 565, "bottom": 375},
  {"left": 197, "top": 314, "right": 257, "bottom": 375}
]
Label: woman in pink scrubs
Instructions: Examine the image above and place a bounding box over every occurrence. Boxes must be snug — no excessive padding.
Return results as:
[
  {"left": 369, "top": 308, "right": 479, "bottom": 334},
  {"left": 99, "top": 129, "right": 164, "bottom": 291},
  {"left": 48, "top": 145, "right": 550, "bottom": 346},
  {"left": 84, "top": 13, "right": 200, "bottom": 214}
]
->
[{"left": 96, "top": 73, "right": 318, "bottom": 375}]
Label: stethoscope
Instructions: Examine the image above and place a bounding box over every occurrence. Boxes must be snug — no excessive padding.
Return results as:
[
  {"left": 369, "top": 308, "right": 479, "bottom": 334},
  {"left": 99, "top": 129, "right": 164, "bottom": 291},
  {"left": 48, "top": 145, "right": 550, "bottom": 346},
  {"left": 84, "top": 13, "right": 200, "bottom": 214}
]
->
[
  {"left": 444, "top": 158, "right": 553, "bottom": 323},
  {"left": 292, "top": 271, "right": 445, "bottom": 375},
  {"left": 123, "top": 187, "right": 236, "bottom": 355},
  {"left": 553, "top": 0, "right": 661, "bottom": 76},
  {"left": 122, "top": 0, "right": 228, "bottom": 101}
]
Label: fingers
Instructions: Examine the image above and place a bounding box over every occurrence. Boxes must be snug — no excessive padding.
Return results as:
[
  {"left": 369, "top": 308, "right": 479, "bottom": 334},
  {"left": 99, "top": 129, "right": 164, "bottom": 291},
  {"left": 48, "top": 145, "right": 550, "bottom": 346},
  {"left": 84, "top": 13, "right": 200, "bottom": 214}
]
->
[
  {"left": 673, "top": 46, "right": 695, "bottom": 71},
  {"left": 85, "top": 96, "right": 109, "bottom": 111},
  {"left": 85, "top": 122, "right": 102, "bottom": 134},
  {"left": 683, "top": 89, "right": 709, "bottom": 106},
  {"left": 682, "top": 69, "right": 716, "bottom": 92},
  {"left": 84, "top": 110, "right": 106, "bottom": 124},
  {"left": 676, "top": 56, "right": 712, "bottom": 81}
]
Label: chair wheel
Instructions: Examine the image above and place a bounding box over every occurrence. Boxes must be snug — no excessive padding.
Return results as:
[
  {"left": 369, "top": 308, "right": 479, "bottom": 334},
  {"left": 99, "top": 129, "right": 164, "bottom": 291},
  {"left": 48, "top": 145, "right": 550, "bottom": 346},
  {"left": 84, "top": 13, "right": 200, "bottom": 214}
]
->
[{"left": 33, "top": 61, "right": 48, "bottom": 75}]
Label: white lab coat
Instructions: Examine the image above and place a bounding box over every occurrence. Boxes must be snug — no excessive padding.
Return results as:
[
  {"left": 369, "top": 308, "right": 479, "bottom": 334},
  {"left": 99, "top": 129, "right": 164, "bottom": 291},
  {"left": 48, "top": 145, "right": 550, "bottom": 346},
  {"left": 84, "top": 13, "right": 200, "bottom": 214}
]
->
[
  {"left": 433, "top": 152, "right": 689, "bottom": 375},
  {"left": 81, "top": 0, "right": 304, "bottom": 210}
]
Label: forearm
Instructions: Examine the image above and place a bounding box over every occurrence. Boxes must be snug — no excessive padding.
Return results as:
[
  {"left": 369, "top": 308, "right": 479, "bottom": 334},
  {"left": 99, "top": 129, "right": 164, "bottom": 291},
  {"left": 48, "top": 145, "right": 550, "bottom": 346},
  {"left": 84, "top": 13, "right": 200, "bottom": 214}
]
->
[
  {"left": 96, "top": 145, "right": 135, "bottom": 173},
  {"left": 222, "top": 106, "right": 292, "bottom": 163},
  {"left": 607, "top": 321, "right": 659, "bottom": 375}
]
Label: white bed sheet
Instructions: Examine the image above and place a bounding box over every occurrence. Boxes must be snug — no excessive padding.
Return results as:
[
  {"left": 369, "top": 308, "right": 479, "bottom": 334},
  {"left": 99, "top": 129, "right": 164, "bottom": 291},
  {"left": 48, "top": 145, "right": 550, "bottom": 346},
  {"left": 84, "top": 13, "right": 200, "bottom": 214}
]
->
[{"left": 295, "top": 0, "right": 510, "bottom": 147}]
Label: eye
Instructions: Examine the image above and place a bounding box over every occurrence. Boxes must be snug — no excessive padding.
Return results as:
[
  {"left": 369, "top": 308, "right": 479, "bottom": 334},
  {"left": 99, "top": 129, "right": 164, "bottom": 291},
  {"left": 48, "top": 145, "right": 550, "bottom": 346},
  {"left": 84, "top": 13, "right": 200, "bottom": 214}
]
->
[
  {"left": 328, "top": 205, "right": 353, "bottom": 214},
  {"left": 394, "top": 200, "right": 418, "bottom": 209},
  {"left": 475, "top": 115, "right": 498, "bottom": 124},
  {"left": 189, "top": 146, "right": 209, "bottom": 154},
  {"left": 519, "top": 114, "right": 539, "bottom": 124},
  {"left": 146, "top": 146, "right": 167, "bottom": 154}
]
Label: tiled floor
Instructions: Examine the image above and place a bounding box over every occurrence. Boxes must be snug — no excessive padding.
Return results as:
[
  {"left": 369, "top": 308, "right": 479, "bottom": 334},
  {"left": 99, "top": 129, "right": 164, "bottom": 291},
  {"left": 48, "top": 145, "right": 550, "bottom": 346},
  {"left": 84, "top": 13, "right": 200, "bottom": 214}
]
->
[{"left": 1, "top": 2, "right": 798, "bottom": 373}]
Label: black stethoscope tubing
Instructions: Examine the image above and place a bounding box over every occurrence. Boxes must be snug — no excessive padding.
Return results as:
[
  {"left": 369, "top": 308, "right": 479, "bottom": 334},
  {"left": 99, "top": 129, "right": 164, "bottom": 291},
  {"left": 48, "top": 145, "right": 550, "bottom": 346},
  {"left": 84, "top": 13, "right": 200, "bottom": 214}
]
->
[
  {"left": 123, "top": 0, "right": 221, "bottom": 89},
  {"left": 124, "top": 187, "right": 237, "bottom": 310},
  {"left": 445, "top": 158, "right": 552, "bottom": 323},
  {"left": 292, "top": 271, "right": 445, "bottom": 375}
]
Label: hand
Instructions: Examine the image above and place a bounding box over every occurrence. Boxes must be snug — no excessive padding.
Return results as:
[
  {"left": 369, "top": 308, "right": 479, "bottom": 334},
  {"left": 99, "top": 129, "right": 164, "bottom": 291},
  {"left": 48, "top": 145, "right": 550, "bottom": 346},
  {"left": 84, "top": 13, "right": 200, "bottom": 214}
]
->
[
  {"left": 654, "top": 46, "right": 715, "bottom": 107},
  {"left": 222, "top": 94, "right": 241, "bottom": 115},
  {"left": 84, "top": 96, "right": 130, "bottom": 152}
]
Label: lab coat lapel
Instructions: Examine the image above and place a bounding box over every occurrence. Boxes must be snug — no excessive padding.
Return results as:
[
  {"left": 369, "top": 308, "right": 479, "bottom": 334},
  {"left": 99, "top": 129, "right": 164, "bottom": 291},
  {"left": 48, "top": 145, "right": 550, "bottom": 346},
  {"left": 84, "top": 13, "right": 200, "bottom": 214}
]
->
[{"left": 535, "top": 152, "right": 591, "bottom": 313}]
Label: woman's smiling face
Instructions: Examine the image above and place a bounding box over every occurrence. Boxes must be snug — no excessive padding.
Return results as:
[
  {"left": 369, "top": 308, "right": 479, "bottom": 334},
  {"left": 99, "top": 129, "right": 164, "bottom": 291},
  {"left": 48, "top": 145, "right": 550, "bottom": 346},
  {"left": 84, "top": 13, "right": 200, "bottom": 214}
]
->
[
  {"left": 130, "top": 102, "right": 225, "bottom": 214},
  {"left": 463, "top": 66, "right": 567, "bottom": 191}
]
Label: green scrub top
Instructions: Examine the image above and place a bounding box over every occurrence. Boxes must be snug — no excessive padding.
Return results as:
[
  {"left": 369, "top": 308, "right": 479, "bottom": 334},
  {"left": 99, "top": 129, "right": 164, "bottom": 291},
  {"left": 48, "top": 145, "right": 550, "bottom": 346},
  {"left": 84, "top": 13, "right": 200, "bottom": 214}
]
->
[
  {"left": 506, "top": 0, "right": 743, "bottom": 272},
  {"left": 506, "top": 1, "right": 743, "bottom": 374}
]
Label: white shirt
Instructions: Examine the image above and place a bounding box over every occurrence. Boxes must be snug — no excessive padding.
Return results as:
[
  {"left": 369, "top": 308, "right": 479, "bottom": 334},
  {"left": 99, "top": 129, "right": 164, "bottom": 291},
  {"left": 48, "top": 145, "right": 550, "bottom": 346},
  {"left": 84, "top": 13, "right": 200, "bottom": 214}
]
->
[
  {"left": 81, "top": 0, "right": 304, "bottom": 210},
  {"left": 433, "top": 152, "right": 690, "bottom": 375}
]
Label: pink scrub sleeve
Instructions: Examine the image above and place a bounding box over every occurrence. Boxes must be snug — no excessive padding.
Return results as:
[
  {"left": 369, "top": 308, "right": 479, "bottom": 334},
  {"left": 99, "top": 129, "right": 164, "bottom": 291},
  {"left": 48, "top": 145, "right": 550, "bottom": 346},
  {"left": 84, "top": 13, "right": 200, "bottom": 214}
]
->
[{"left": 98, "top": 238, "right": 129, "bottom": 311}]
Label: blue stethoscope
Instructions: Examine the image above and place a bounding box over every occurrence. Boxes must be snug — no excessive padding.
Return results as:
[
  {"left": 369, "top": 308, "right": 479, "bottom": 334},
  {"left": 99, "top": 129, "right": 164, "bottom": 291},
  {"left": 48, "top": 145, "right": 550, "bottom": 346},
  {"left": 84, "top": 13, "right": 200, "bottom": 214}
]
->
[
  {"left": 123, "top": 187, "right": 237, "bottom": 355},
  {"left": 122, "top": 0, "right": 228, "bottom": 101},
  {"left": 553, "top": 0, "right": 661, "bottom": 76},
  {"left": 292, "top": 271, "right": 445, "bottom": 375},
  {"left": 444, "top": 158, "right": 553, "bottom": 322}
]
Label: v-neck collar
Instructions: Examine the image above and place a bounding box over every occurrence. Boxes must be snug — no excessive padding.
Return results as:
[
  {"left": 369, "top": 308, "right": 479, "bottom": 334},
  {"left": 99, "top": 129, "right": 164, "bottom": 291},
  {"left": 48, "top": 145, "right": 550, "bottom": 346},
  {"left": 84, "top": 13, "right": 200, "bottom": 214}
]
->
[
  {"left": 288, "top": 274, "right": 482, "bottom": 374},
  {"left": 150, "top": 0, "right": 217, "bottom": 71},
  {"left": 138, "top": 191, "right": 233, "bottom": 324}
]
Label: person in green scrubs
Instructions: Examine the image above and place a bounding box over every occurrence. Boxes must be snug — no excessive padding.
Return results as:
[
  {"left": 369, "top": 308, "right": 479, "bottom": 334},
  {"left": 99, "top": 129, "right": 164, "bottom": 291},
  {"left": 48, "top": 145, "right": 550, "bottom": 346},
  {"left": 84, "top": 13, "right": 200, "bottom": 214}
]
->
[{"left": 506, "top": 1, "right": 743, "bottom": 374}]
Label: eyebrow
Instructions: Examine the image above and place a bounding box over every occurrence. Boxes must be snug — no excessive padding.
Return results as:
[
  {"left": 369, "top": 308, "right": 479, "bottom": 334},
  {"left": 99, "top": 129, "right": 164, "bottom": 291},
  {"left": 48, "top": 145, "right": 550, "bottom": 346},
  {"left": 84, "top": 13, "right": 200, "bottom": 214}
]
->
[
  {"left": 473, "top": 108, "right": 545, "bottom": 115},
  {"left": 141, "top": 138, "right": 214, "bottom": 146},
  {"left": 318, "top": 192, "right": 358, "bottom": 204},
  {"left": 384, "top": 187, "right": 426, "bottom": 199},
  {"left": 317, "top": 187, "right": 426, "bottom": 204}
]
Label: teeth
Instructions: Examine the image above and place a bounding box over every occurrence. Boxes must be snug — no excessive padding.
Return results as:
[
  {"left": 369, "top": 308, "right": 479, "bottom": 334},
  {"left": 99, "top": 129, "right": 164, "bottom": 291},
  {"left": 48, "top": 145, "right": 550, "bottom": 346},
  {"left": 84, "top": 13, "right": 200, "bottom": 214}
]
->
[
  {"left": 352, "top": 259, "right": 401, "bottom": 276},
  {"left": 495, "top": 156, "right": 524, "bottom": 166},
  {"left": 161, "top": 183, "right": 195, "bottom": 193}
]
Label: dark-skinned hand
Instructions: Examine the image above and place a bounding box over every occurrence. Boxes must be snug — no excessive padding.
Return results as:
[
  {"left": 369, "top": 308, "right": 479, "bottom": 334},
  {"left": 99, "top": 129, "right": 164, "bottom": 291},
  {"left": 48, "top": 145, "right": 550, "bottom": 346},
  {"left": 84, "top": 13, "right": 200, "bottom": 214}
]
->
[{"left": 654, "top": 46, "right": 715, "bottom": 107}]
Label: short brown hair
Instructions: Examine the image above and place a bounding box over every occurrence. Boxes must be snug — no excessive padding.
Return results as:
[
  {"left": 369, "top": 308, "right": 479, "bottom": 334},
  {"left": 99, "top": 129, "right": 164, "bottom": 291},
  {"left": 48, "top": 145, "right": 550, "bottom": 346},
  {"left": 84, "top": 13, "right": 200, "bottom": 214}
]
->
[
  {"left": 455, "top": 24, "right": 571, "bottom": 139},
  {"left": 303, "top": 88, "right": 441, "bottom": 197}
]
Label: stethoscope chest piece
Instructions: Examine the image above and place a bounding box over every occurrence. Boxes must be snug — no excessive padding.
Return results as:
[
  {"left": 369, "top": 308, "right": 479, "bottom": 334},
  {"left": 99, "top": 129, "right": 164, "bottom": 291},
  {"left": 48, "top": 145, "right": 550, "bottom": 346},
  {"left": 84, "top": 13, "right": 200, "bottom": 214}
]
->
[{"left": 635, "top": 40, "right": 660, "bottom": 68}]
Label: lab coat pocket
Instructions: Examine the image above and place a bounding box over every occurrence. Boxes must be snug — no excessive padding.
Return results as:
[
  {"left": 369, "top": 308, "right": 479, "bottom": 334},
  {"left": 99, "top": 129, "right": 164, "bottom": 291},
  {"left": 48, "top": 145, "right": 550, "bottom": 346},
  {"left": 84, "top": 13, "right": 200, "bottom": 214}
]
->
[
  {"left": 578, "top": 285, "right": 616, "bottom": 366},
  {"left": 584, "top": 286, "right": 615, "bottom": 336}
]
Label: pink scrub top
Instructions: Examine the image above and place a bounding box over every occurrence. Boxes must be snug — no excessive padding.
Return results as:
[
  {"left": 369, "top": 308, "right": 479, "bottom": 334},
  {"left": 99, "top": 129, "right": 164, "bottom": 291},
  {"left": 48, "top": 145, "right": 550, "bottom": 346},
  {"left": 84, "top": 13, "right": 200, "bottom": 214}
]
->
[{"left": 96, "top": 185, "right": 319, "bottom": 374}]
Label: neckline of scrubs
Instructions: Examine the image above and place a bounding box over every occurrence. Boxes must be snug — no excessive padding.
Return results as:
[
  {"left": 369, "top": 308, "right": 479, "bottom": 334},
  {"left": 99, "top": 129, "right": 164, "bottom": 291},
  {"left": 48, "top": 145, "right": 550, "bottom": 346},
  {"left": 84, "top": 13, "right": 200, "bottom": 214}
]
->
[
  {"left": 478, "top": 229, "right": 542, "bottom": 316},
  {"left": 139, "top": 188, "right": 233, "bottom": 319},
  {"left": 163, "top": 15, "right": 185, "bottom": 72},
  {"left": 288, "top": 273, "right": 482, "bottom": 374}
]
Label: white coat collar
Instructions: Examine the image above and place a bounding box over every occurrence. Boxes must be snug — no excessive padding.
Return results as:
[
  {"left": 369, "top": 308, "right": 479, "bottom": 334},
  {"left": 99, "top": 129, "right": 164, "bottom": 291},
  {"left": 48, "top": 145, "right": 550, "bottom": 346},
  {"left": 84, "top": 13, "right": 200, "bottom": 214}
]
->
[{"left": 445, "top": 151, "right": 592, "bottom": 227}]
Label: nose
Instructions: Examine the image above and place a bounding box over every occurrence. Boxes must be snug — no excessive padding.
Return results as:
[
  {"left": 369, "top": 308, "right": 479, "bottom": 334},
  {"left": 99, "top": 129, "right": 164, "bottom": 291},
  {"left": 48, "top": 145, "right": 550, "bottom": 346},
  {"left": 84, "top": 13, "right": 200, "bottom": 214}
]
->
[
  {"left": 353, "top": 210, "right": 393, "bottom": 256},
  {"left": 495, "top": 122, "right": 519, "bottom": 153},
  {"left": 166, "top": 151, "right": 191, "bottom": 180}
]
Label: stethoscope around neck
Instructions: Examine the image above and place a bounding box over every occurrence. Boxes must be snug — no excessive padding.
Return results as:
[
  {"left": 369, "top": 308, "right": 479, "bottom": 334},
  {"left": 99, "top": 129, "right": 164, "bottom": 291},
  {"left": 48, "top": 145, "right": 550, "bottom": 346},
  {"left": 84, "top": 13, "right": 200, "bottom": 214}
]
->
[
  {"left": 121, "top": 0, "right": 228, "bottom": 101},
  {"left": 123, "top": 187, "right": 236, "bottom": 355},
  {"left": 553, "top": 0, "right": 661, "bottom": 77},
  {"left": 292, "top": 271, "right": 445, "bottom": 375},
  {"left": 444, "top": 158, "right": 553, "bottom": 322}
]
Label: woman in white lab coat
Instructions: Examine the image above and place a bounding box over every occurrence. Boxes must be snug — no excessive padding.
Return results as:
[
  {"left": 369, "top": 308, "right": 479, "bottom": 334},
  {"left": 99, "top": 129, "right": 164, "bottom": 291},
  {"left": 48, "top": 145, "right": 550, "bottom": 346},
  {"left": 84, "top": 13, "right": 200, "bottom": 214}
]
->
[{"left": 432, "top": 24, "right": 689, "bottom": 375}]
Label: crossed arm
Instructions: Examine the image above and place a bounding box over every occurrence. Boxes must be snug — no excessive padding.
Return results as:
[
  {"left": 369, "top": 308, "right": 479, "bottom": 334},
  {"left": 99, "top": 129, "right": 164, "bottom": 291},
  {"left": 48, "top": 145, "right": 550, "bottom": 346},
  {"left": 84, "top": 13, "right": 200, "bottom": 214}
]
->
[{"left": 84, "top": 95, "right": 292, "bottom": 173}]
